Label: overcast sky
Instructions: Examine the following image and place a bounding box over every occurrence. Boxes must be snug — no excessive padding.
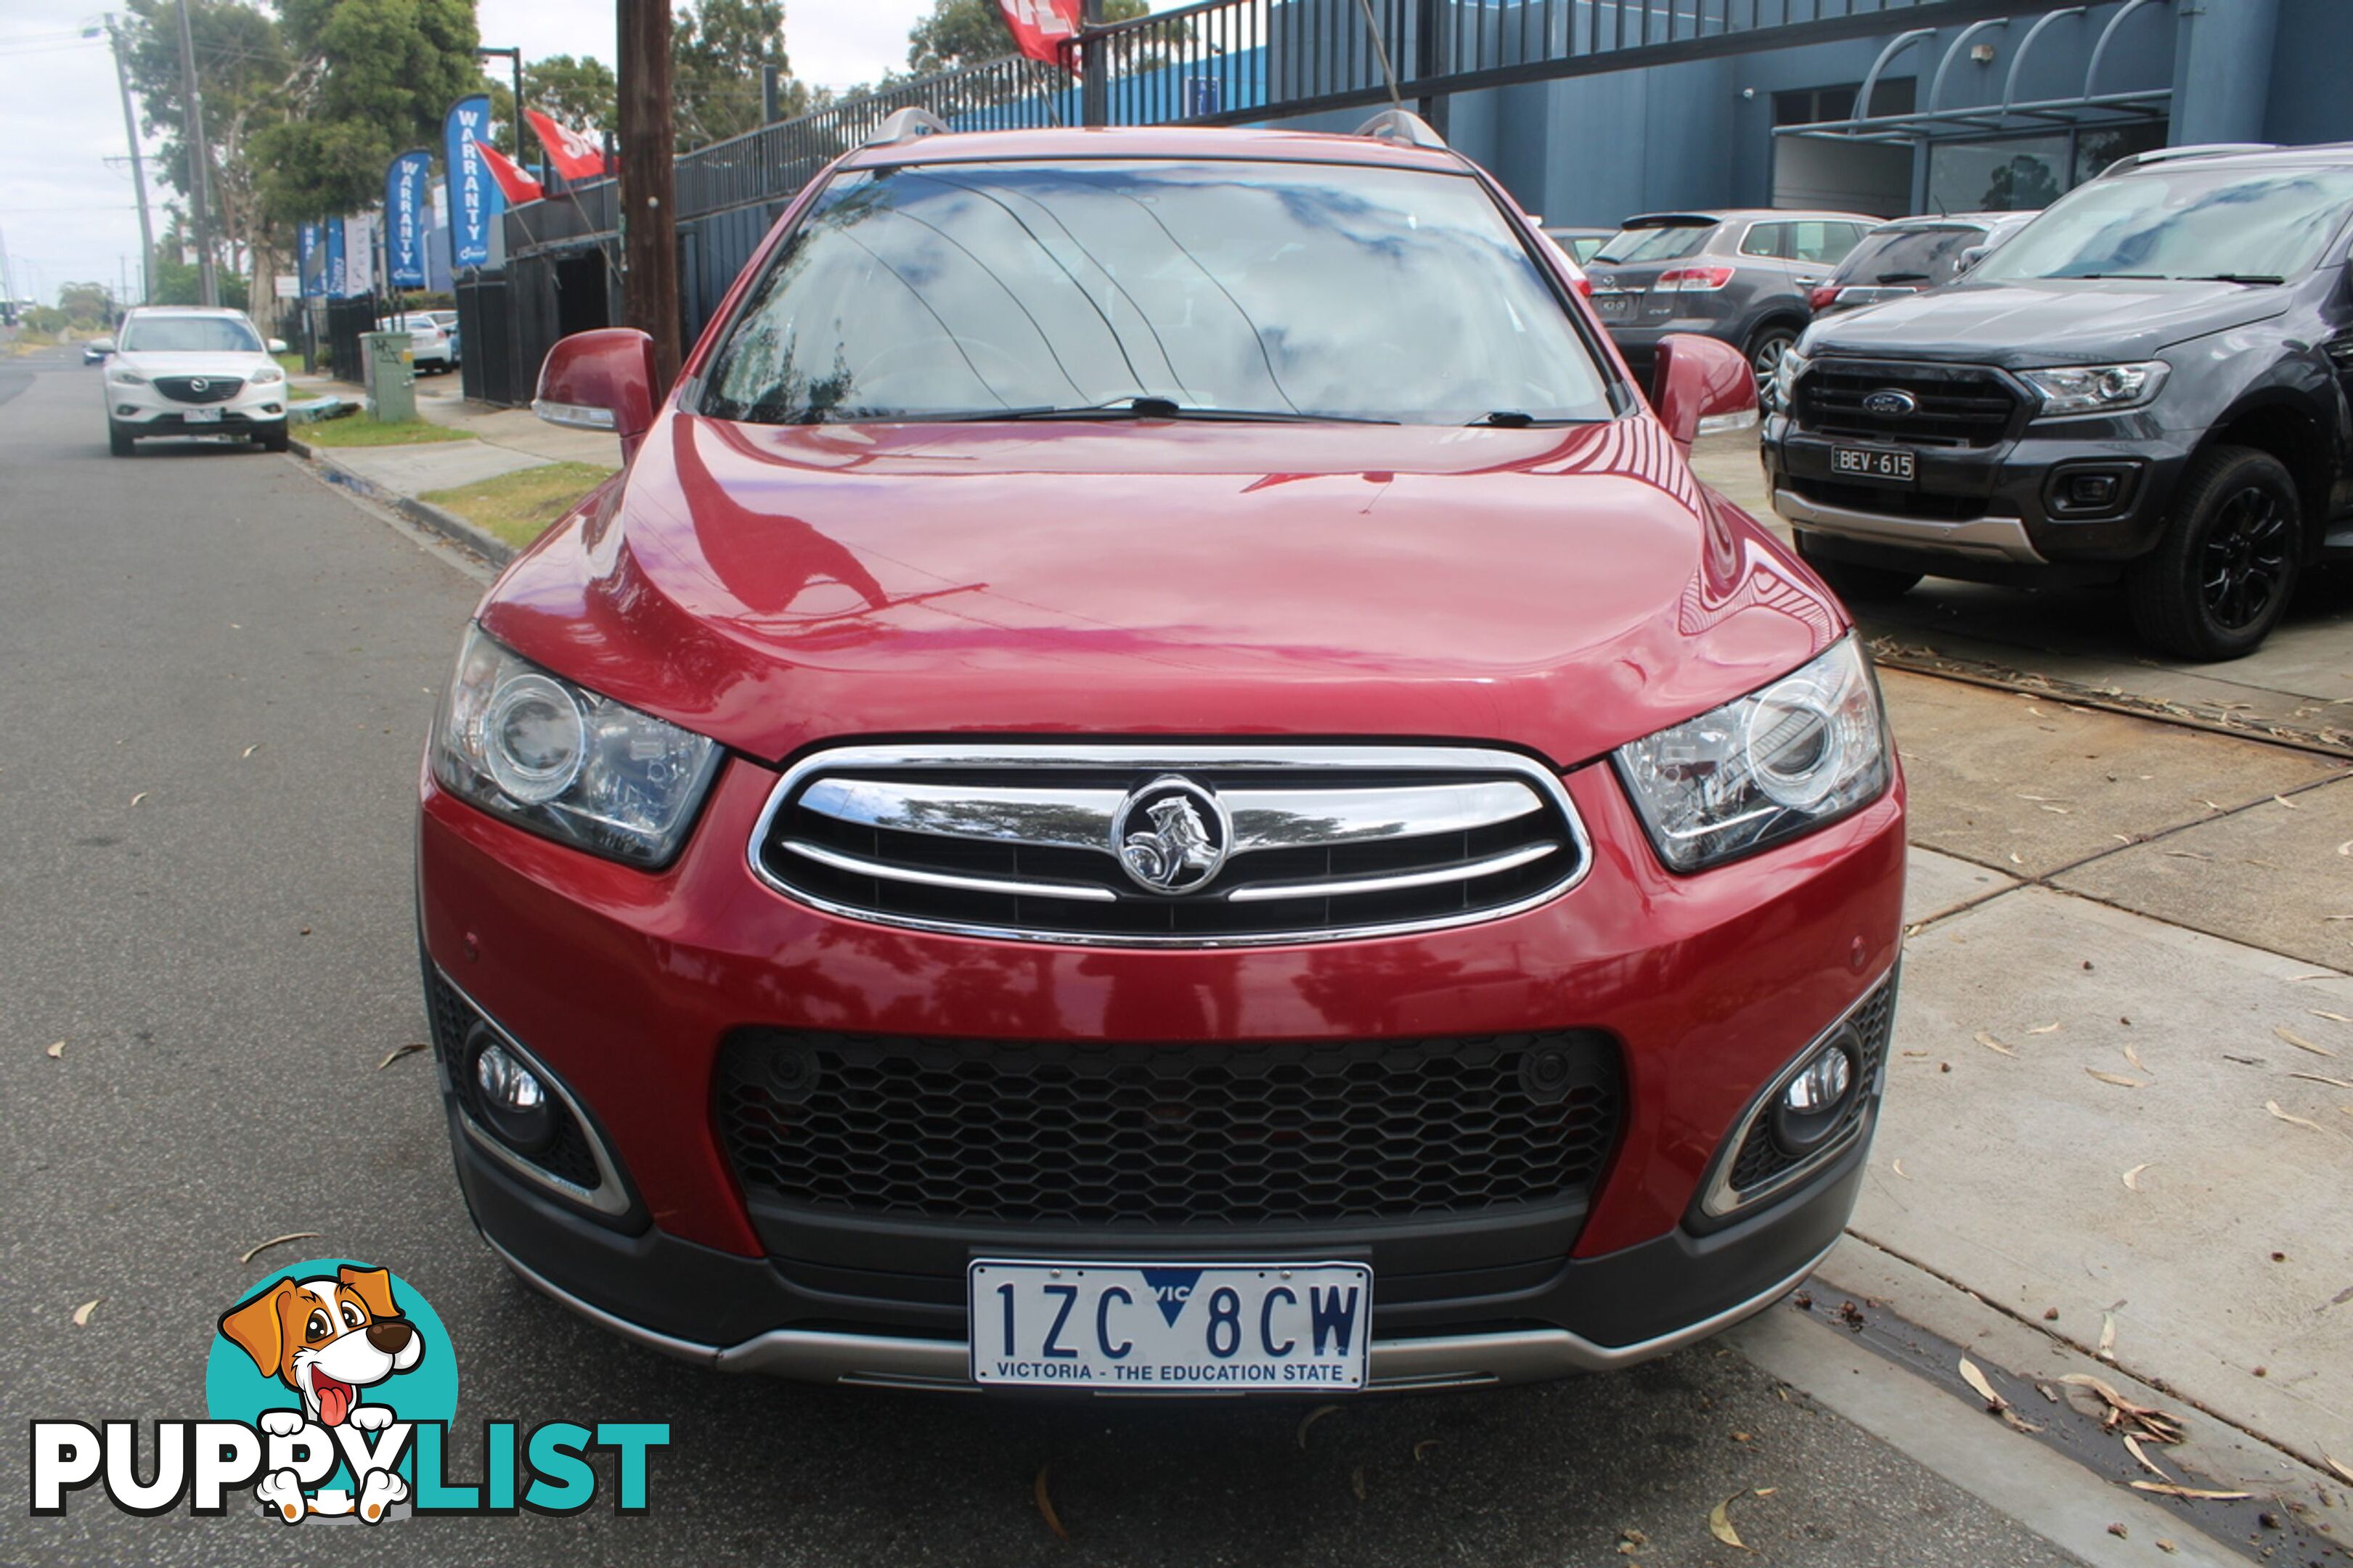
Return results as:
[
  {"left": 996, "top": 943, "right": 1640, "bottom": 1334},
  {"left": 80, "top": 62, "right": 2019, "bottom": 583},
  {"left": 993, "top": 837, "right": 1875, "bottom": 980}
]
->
[{"left": 0, "top": 1, "right": 1081, "bottom": 305}]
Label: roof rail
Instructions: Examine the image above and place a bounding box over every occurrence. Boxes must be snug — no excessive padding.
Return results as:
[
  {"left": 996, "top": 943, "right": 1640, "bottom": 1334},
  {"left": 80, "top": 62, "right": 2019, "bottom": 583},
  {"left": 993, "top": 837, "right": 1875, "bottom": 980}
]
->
[
  {"left": 2100, "top": 142, "right": 2275, "bottom": 178},
  {"left": 863, "top": 107, "right": 950, "bottom": 150},
  {"left": 1354, "top": 107, "right": 1448, "bottom": 151}
]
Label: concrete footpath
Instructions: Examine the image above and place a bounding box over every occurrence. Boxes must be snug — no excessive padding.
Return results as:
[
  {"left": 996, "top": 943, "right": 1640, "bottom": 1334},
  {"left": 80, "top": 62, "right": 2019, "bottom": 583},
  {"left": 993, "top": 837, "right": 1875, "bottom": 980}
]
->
[{"left": 285, "top": 368, "right": 618, "bottom": 563}]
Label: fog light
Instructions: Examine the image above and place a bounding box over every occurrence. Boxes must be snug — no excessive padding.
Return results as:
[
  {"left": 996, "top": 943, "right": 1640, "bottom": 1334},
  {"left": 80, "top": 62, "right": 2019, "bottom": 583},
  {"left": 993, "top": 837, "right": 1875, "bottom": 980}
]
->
[
  {"left": 472, "top": 1035, "right": 554, "bottom": 1152},
  {"left": 1770, "top": 1030, "right": 1859, "bottom": 1156},
  {"left": 2068, "top": 473, "right": 2118, "bottom": 508}
]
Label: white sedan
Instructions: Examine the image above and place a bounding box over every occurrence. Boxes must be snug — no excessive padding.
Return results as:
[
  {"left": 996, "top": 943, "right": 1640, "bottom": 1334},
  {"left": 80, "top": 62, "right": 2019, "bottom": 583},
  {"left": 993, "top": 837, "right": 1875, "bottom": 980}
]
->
[{"left": 99, "top": 307, "right": 291, "bottom": 456}]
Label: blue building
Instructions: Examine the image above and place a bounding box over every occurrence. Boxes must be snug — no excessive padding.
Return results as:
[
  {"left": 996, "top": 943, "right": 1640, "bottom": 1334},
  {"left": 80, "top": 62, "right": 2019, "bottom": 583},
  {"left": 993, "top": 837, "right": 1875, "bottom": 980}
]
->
[{"left": 1278, "top": 0, "right": 2352, "bottom": 227}]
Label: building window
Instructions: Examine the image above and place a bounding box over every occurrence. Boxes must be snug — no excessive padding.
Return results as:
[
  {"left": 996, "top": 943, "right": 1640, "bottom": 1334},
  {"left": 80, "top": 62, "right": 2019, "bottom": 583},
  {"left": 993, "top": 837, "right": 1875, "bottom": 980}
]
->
[
  {"left": 1925, "top": 121, "right": 2171, "bottom": 212},
  {"left": 1776, "top": 79, "right": 1915, "bottom": 127}
]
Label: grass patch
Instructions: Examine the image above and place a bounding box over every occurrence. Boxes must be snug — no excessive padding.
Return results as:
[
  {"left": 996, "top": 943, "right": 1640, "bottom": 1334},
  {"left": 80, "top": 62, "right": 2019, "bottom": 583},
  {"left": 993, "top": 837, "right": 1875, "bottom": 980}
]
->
[
  {"left": 298, "top": 415, "right": 472, "bottom": 448},
  {"left": 275, "top": 352, "right": 306, "bottom": 378},
  {"left": 420, "top": 461, "right": 619, "bottom": 550}
]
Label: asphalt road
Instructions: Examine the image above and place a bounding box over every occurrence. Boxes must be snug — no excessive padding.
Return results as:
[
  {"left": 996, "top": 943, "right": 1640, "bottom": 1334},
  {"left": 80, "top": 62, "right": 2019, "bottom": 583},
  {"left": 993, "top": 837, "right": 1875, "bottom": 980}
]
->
[{"left": 0, "top": 348, "right": 2089, "bottom": 1567}]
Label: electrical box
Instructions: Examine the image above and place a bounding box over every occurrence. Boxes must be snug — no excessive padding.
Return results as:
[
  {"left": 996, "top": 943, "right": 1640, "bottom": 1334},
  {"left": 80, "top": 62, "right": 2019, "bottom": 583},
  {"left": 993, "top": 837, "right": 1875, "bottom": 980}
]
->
[{"left": 361, "top": 331, "right": 416, "bottom": 423}]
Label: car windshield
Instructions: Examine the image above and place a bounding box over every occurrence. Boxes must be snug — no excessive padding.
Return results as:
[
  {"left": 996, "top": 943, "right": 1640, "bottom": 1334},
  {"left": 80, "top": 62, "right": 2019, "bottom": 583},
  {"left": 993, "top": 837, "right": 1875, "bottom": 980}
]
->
[
  {"left": 700, "top": 158, "right": 1614, "bottom": 425},
  {"left": 119, "top": 316, "right": 261, "bottom": 354},
  {"left": 1970, "top": 164, "right": 2353, "bottom": 283},
  {"left": 1592, "top": 223, "right": 1713, "bottom": 266},
  {"left": 1836, "top": 224, "right": 1988, "bottom": 285}
]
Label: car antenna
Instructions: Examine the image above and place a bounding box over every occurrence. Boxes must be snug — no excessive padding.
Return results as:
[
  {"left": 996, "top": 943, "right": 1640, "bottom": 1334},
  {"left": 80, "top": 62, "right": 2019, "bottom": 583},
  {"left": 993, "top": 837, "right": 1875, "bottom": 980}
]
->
[{"left": 1350, "top": 0, "right": 1404, "bottom": 108}]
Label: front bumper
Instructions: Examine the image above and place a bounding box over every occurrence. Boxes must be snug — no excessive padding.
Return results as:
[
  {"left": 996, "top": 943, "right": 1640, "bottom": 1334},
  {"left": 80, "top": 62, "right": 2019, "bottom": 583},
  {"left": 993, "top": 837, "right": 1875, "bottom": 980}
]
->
[
  {"left": 1764, "top": 409, "right": 2193, "bottom": 571},
  {"left": 107, "top": 385, "right": 287, "bottom": 431},
  {"left": 417, "top": 746, "right": 1905, "bottom": 1387}
]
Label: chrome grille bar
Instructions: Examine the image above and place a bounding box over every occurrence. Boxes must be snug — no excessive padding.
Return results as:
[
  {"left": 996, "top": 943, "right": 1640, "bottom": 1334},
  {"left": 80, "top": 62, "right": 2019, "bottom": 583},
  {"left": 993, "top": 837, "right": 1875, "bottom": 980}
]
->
[{"left": 749, "top": 743, "right": 1592, "bottom": 948}]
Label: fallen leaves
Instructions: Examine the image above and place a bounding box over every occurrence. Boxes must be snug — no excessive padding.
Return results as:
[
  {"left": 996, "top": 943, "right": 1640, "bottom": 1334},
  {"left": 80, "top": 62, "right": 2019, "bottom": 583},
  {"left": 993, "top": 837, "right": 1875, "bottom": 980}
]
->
[
  {"left": 1296, "top": 1404, "right": 1337, "bottom": 1450},
  {"left": 2323, "top": 1454, "right": 2353, "bottom": 1487},
  {"left": 1708, "top": 1493, "right": 1752, "bottom": 1551},
  {"left": 2129, "top": 1482, "right": 2251, "bottom": 1501},
  {"left": 129, "top": 791, "right": 149, "bottom": 807},
  {"left": 2288, "top": 1071, "right": 2353, "bottom": 1090},
  {"left": 2060, "top": 1373, "right": 2185, "bottom": 1446},
  {"left": 242, "top": 743, "right": 262, "bottom": 759},
  {"left": 2124, "top": 1433, "right": 2171, "bottom": 1479},
  {"left": 2275, "top": 1027, "right": 2336, "bottom": 1058},
  {"left": 1975, "top": 1030, "right": 2018, "bottom": 1058},
  {"left": 71, "top": 1298, "right": 100, "bottom": 1327},
  {"left": 2085, "top": 1069, "right": 2145, "bottom": 1088},
  {"left": 2311, "top": 1011, "right": 2352, "bottom": 1024},
  {"left": 239, "top": 1233, "right": 321, "bottom": 1265},
  {"left": 2122, "top": 1162, "right": 2151, "bottom": 1191},
  {"left": 1959, "top": 1355, "right": 2043, "bottom": 1433},
  {"left": 2027, "top": 1023, "right": 2061, "bottom": 1035},
  {"left": 2097, "top": 1315, "right": 2118, "bottom": 1363},
  {"left": 377, "top": 1043, "right": 428, "bottom": 1070},
  {"left": 1891, "top": 1159, "right": 1909, "bottom": 1180},
  {"left": 45, "top": 1040, "right": 64, "bottom": 1059},
  {"left": 1033, "top": 1464, "right": 1068, "bottom": 1540},
  {"left": 1412, "top": 1440, "right": 1441, "bottom": 1463},
  {"left": 2266, "top": 1101, "right": 2330, "bottom": 1135}
]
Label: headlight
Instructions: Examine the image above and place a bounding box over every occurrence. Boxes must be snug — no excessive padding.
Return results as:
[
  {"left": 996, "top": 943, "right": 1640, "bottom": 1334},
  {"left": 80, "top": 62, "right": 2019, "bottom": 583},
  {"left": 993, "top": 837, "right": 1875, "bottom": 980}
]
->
[
  {"left": 107, "top": 366, "right": 147, "bottom": 385},
  {"left": 1612, "top": 637, "right": 1890, "bottom": 872},
  {"left": 2020, "top": 361, "right": 2168, "bottom": 420},
  {"left": 431, "top": 626, "right": 721, "bottom": 866},
  {"left": 1769, "top": 348, "right": 1808, "bottom": 412},
  {"left": 251, "top": 364, "right": 285, "bottom": 385}
]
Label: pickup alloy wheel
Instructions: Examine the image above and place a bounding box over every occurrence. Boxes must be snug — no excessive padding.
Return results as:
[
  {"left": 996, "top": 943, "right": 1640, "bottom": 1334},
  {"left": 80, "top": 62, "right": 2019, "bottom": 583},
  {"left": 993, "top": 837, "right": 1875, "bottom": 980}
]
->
[{"left": 2127, "top": 446, "right": 2300, "bottom": 661}]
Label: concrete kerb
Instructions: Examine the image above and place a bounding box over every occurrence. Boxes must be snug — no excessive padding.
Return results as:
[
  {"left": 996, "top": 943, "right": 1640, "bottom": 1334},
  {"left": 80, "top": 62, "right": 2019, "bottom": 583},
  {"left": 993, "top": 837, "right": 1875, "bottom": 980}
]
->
[{"left": 288, "top": 433, "right": 518, "bottom": 568}]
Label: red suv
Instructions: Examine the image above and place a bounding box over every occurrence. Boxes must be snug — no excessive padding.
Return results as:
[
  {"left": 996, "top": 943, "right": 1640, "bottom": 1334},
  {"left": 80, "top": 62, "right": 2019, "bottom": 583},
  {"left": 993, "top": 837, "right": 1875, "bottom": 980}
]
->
[{"left": 417, "top": 115, "right": 1905, "bottom": 1395}]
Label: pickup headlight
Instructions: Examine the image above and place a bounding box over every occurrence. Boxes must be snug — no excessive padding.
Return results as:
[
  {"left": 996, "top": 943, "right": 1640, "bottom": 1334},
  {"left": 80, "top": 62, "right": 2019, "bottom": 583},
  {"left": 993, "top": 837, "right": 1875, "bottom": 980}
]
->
[
  {"left": 1613, "top": 637, "right": 1890, "bottom": 871},
  {"left": 2020, "top": 361, "right": 2168, "bottom": 420},
  {"left": 431, "top": 626, "right": 721, "bottom": 867},
  {"left": 1769, "top": 348, "right": 1808, "bottom": 412}
]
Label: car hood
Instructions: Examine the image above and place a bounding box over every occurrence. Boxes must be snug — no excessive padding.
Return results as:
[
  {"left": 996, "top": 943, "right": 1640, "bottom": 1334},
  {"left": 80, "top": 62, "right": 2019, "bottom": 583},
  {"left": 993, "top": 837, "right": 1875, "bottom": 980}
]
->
[
  {"left": 480, "top": 412, "right": 1844, "bottom": 769},
  {"left": 111, "top": 351, "right": 274, "bottom": 380},
  {"left": 1801, "top": 278, "right": 2291, "bottom": 364}
]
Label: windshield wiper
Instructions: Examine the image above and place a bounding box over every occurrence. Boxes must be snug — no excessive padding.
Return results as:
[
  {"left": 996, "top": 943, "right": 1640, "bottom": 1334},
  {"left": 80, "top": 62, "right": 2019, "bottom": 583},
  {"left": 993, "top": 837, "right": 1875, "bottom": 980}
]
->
[
  {"left": 2182, "top": 272, "right": 2284, "bottom": 285},
  {"left": 922, "top": 396, "right": 1400, "bottom": 425},
  {"left": 1873, "top": 271, "right": 1932, "bottom": 284},
  {"left": 1466, "top": 411, "right": 1605, "bottom": 428},
  {"left": 2064, "top": 273, "right": 2165, "bottom": 280}
]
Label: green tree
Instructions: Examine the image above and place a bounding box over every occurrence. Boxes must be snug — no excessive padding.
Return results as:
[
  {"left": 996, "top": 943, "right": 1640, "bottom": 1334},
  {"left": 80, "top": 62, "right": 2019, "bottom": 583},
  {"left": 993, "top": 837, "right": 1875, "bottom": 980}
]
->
[
  {"left": 122, "top": 1, "right": 295, "bottom": 311},
  {"left": 249, "top": 0, "right": 481, "bottom": 221},
  {"left": 672, "top": 0, "right": 823, "bottom": 150},
  {"left": 906, "top": 0, "right": 1147, "bottom": 75},
  {"left": 487, "top": 54, "right": 621, "bottom": 157},
  {"left": 58, "top": 282, "right": 115, "bottom": 325}
]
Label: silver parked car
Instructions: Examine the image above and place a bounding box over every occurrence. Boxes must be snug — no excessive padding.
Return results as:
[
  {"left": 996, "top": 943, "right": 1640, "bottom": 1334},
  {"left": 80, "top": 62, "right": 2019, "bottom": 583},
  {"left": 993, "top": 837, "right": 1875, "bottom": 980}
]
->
[
  {"left": 1806, "top": 211, "right": 2038, "bottom": 317},
  {"left": 1586, "top": 209, "right": 1877, "bottom": 388}
]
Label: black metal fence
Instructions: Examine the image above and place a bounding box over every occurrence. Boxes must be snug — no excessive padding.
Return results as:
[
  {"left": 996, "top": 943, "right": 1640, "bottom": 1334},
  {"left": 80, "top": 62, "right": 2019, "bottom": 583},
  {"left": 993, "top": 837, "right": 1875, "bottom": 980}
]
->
[{"left": 465, "top": 0, "right": 2081, "bottom": 405}]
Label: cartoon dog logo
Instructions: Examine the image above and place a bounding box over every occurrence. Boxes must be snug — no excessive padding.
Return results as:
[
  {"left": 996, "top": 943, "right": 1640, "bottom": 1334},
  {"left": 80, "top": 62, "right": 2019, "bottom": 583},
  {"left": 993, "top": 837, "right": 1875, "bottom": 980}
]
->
[{"left": 217, "top": 1265, "right": 425, "bottom": 1523}]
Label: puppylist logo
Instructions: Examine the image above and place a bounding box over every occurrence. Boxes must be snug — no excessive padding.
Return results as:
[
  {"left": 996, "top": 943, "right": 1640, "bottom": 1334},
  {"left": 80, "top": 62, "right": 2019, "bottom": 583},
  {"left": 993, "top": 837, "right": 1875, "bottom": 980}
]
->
[{"left": 30, "top": 1258, "right": 667, "bottom": 1524}]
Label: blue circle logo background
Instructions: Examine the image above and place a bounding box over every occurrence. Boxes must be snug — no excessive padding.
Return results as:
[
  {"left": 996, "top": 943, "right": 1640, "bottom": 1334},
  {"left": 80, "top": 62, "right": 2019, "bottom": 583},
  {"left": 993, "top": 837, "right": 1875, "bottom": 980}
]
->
[{"left": 205, "top": 1258, "right": 460, "bottom": 1453}]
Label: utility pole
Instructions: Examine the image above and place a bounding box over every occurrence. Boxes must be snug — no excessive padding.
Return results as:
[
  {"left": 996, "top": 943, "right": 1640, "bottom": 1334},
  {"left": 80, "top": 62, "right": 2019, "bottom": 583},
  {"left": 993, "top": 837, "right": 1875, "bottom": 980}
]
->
[
  {"left": 174, "top": 0, "right": 218, "bottom": 306},
  {"left": 616, "top": 0, "right": 680, "bottom": 391},
  {"left": 105, "top": 15, "right": 158, "bottom": 306},
  {"left": 477, "top": 46, "right": 525, "bottom": 163}
]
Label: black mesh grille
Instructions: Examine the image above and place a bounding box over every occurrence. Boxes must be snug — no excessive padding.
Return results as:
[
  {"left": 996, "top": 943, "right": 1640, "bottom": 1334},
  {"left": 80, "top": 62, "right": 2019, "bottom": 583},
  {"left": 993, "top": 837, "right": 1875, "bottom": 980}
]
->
[
  {"left": 717, "top": 1029, "right": 1620, "bottom": 1227},
  {"left": 152, "top": 375, "right": 244, "bottom": 404},
  {"left": 1725, "top": 980, "right": 1896, "bottom": 1196},
  {"left": 422, "top": 967, "right": 603, "bottom": 1193},
  {"left": 1792, "top": 362, "right": 2019, "bottom": 448}
]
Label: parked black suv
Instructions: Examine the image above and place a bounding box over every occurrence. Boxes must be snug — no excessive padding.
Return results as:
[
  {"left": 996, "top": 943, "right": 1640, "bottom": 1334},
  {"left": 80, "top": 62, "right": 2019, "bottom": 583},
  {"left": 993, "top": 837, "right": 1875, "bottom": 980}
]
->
[{"left": 1763, "top": 144, "right": 2353, "bottom": 659}]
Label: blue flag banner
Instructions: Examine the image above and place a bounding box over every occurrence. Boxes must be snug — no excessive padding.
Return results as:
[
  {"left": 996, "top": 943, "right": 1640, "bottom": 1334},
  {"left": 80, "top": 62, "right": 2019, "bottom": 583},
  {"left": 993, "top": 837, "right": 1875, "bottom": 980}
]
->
[
  {"left": 386, "top": 150, "right": 433, "bottom": 288},
  {"left": 442, "top": 94, "right": 504, "bottom": 269},
  {"left": 323, "top": 217, "right": 346, "bottom": 298},
  {"left": 297, "top": 222, "right": 322, "bottom": 299}
]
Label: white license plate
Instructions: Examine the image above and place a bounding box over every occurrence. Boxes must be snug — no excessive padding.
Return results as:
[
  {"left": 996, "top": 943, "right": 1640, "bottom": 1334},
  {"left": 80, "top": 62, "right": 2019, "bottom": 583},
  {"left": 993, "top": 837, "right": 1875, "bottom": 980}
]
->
[
  {"left": 182, "top": 407, "right": 223, "bottom": 424},
  {"left": 968, "top": 1259, "right": 1373, "bottom": 1393},
  {"left": 1832, "top": 444, "right": 1914, "bottom": 483},
  {"left": 1591, "top": 293, "right": 1630, "bottom": 319}
]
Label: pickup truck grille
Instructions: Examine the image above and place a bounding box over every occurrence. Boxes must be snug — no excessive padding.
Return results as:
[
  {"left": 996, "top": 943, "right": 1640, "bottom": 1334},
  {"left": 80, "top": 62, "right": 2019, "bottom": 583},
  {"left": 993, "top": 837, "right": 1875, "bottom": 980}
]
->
[
  {"left": 717, "top": 1027, "right": 1620, "bottom": 1226},
  {"left": 1792, "top": 361, "right": 2018, "bottom": 448},
  {"left": 749, "top": 744, "right": 1591, "bottom": 946}
]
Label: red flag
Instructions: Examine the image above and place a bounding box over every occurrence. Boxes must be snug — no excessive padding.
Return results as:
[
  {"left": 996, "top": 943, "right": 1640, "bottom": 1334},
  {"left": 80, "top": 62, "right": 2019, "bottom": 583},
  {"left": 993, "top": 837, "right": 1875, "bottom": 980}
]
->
[
  {"left": 472, "top": 137, "right": 544, "bottom": 204},
  {"left": 996, "top": 0, "right": 1084, "bottom": 70},
  {"left": 526, "top": 109, "right": 608, "bottom": 181}
]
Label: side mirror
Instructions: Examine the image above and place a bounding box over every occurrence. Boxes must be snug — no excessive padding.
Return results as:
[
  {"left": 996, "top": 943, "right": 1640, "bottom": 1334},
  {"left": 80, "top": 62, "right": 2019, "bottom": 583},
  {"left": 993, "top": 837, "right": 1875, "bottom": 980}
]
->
[
  {"left": 266, "top": 337, "right": 288, "bottom": 355},
  {"left": 91, "top": 338, "right": 115, "bottom": 354},
  {"left": 534, "top": 328, "right": 660, "bottom": 461},
  {"left": 1650, "top": 332, "right": 1758, "bottom": 447},
  {"left": 1955, "top": 245, "right": 1991, "bottom": 274}
]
